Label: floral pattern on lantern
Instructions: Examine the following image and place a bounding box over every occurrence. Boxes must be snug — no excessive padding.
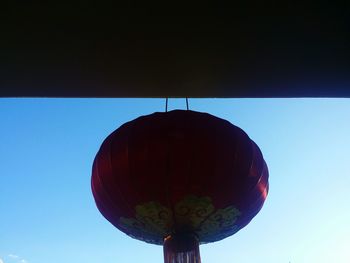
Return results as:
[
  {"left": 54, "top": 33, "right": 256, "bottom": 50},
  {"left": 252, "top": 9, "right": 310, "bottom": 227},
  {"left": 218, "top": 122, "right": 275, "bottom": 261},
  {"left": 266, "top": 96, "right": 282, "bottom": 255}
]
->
[{"left": 119, "top": 195, "right": 241, "bottom": 244}]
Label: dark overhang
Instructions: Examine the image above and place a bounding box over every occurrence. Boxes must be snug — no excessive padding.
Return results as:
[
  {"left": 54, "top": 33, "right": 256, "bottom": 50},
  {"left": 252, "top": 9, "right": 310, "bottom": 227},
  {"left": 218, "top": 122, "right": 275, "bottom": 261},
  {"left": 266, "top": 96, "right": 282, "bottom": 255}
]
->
[{"left": 2, "top": 3, "right": 350, "bottom": 98}]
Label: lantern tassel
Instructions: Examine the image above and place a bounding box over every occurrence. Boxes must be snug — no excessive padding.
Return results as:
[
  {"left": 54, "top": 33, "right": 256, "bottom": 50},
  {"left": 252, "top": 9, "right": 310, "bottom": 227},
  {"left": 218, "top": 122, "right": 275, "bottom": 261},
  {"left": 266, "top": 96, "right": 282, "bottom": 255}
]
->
[{"left": 163, "top": 233, "right": 201, "bottom": 263}]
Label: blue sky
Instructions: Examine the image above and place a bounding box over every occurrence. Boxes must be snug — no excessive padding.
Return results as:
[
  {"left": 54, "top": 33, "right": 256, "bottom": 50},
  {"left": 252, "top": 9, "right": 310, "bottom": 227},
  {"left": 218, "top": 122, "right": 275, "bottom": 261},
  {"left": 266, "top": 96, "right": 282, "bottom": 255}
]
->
[{"left": 0, "top": 98, "right": 349, "bottom": 263}]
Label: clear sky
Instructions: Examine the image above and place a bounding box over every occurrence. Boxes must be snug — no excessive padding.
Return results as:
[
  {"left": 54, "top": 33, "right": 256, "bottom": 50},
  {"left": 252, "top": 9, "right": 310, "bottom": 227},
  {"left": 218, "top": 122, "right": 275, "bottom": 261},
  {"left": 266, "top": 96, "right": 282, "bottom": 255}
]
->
[{"left": 0, "top": 98, "right": 349, "bottom": 263}]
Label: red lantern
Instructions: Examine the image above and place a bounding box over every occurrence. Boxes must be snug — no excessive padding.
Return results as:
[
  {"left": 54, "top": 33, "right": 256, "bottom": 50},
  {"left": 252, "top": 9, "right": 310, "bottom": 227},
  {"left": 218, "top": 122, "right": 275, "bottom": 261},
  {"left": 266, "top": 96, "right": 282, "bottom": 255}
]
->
[{"left": 92, "top": 110, "right": 268, "bottom": 263}]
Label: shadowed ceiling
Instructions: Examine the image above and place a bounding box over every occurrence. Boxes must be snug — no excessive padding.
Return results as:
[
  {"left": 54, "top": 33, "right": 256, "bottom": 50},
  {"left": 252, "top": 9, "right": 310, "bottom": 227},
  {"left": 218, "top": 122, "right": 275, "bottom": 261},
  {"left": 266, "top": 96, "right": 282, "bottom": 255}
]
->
[{"left": 2, "top": 3, "right": 350, "bottom": 97}]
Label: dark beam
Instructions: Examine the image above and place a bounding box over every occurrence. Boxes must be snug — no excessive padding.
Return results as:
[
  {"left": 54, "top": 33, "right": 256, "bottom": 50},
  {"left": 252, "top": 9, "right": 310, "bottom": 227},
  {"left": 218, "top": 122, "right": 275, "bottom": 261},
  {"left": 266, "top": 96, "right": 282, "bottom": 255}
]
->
[{"left": 1, "top": 3, "right": 350, "bottom": 97}]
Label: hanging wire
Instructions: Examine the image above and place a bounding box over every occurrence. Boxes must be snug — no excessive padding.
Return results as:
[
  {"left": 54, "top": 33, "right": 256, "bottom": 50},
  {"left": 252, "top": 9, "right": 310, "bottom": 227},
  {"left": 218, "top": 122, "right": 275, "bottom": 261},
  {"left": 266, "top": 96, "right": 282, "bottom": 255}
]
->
[{"left": 165, "top": 97, "right": 189, "bottom": 112}]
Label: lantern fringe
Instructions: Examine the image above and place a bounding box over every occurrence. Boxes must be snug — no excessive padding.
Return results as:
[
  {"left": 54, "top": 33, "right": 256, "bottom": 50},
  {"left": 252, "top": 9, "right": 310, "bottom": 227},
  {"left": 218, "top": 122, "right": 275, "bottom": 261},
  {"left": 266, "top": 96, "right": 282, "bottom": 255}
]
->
[{"left": 163, "top": 233, "right": 201, "bottom": 263}]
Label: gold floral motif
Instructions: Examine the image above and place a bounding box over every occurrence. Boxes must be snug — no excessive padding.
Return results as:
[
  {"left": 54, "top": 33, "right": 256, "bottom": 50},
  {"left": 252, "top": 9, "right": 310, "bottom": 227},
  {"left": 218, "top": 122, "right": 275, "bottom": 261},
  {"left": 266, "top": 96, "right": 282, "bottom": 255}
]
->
[
  {"left": 174, "top": 195, "right": 214, "bottom": 229},
  {"left": 119, "top": 195, "right": 241, "bottom": 245},
  {"left": 197, "top": 206, "right": 241, "bottom": 242},
  {"left": 120, "top": 201, "right": 173, "bottom": 243}
]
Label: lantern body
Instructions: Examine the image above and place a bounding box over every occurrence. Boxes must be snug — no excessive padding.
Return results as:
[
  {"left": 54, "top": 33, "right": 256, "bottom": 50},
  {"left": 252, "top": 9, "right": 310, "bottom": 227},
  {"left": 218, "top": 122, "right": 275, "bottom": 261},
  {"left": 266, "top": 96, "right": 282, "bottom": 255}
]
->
[{"left": 92, "top": 110, "right": 268, "bottom": 248}]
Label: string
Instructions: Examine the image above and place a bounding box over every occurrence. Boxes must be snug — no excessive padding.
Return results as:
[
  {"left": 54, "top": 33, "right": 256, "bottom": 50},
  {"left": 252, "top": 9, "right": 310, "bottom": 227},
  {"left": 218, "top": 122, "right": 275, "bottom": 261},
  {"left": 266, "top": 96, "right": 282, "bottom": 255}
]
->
[{"left": 165, "top": 98, "right": 190, "bottom": 112}]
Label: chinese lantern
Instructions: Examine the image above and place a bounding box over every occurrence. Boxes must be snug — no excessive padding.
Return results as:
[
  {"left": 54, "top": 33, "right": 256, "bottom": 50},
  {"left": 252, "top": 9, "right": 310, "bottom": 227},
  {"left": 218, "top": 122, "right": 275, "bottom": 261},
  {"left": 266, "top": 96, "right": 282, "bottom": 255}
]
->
[{"left": 92, "top": 110, "right": 268, "bottom": 263}]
